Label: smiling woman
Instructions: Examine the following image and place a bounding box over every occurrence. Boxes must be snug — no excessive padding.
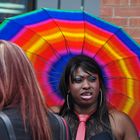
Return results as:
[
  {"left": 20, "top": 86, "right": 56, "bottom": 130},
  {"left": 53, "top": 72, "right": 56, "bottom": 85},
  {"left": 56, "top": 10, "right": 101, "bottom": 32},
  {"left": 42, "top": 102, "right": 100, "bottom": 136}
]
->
[{"left": 59, "top": 54, "right": 139, "bottom": 140}]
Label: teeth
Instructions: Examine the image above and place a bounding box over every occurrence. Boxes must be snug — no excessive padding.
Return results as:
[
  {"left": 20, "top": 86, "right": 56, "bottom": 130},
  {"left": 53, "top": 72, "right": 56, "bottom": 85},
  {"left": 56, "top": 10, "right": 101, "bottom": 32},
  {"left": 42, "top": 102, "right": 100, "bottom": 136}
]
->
[
  {"left": 81, "top": 92, "right": 92, "bottom": 100},
  {"left": 81, "top": 92, "right": 92, "bottom": 95}
]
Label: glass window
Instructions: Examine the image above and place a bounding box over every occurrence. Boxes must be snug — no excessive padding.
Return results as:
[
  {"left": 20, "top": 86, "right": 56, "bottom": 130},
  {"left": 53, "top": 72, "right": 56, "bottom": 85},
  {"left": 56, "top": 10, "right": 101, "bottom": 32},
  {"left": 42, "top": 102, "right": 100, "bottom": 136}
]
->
[
  {"left": 37, "top": 0, "right": 100, "bottom": 16},
  {"left": 0, "top": 0, "right": 36, "bottom": 23}
]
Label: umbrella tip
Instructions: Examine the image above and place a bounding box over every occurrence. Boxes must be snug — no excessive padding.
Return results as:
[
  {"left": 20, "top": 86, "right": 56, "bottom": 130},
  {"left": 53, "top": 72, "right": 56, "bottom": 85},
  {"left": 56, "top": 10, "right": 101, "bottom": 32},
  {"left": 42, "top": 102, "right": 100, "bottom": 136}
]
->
[{"left": 80, "top": 6, "right": 84, "bottom": 11}]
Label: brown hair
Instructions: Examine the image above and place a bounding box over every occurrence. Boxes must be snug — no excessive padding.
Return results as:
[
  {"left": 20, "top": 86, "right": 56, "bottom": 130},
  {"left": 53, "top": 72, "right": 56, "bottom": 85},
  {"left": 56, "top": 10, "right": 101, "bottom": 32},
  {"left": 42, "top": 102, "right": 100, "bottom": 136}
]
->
[{"left": 0, "top": 40, "right": 52, "bottom": 140}]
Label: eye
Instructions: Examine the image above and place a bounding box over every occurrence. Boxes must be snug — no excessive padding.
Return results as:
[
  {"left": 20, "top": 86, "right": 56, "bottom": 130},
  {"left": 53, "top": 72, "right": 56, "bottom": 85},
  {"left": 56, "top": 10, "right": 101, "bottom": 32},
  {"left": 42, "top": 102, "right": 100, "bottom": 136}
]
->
[
  {"left": 88, "top": 75, "right": 96, "bottom": 82},
  {"left": 73, "top": 76, "right": 83, "bottom": 83}
]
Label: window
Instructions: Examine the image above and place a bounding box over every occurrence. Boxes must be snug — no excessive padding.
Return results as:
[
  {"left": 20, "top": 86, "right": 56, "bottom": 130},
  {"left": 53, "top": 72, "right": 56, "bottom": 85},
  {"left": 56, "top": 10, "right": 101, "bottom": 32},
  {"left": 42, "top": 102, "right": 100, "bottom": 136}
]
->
[
  {"left": 0, "top": 0, "right": 36, "bottom": 23},
  {"left": 37, "top": 0, "right": 100, "bottom": 16}
]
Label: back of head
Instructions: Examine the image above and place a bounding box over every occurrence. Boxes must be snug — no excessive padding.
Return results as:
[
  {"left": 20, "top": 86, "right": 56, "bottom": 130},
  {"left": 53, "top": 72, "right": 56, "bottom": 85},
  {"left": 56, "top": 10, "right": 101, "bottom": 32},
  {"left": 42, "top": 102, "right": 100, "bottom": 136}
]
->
[
  {"left": 0, "top": 39, "right": 39, "bottom": 108},
  {"left": 0, "top": 40, "right": 30, "bottom": 107},
  {"left": 0, "top": 40, "right": 51, "bottom": 140}
]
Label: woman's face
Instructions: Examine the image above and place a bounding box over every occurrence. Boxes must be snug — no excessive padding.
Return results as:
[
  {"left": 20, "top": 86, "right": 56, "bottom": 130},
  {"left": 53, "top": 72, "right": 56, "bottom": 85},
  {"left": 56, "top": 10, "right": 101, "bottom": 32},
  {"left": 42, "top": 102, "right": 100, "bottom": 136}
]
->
[{"left": 69, "top": 67, "right": 100, "bottom": 113}]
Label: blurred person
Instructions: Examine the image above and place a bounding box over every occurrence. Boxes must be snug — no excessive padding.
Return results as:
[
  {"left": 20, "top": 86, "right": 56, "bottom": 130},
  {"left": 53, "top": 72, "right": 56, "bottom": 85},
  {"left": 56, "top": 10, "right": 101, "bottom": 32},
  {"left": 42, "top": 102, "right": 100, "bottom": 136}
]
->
[{"left": 0, "top": 40, "right": 70, "bottom": 140}]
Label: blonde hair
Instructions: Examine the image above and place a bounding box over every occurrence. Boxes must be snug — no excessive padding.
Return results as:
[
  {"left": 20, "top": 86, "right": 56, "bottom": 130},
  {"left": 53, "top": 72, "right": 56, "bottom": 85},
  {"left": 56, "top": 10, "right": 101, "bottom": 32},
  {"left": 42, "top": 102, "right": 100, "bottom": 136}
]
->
[{"left": 0, "top": 40, "right": 52, "bottom": 140}]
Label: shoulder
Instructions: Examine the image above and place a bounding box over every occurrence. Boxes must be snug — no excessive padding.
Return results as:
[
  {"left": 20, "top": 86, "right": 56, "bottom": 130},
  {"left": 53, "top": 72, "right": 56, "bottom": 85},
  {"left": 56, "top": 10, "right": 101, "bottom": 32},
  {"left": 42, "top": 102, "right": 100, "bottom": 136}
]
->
[
  {"left": 48, "top": 111, "right": 68, "bottom": 130},
  {"left": 109, "top": 109, "right": 131, "bottom": 124},
  {"left": 48, "top": 111, "right": 70, "bottom": 140},
  {"left": 0, "top": 109, "right": 32, "bottom": 140},
  {"left": 48, "top": 111, "right": 63, "bottom": 126},
  {"left": 109, "top": 109, "right": 139, "bottom": 140},
  {"left": 109, "top": 109, "right": 136, "bottom": 128},
  {"left": 0, "top": 109, "right": 22, "bottom": 140},
  {"left": 0, "top": 115, "right": 10, "bottom": 140}
]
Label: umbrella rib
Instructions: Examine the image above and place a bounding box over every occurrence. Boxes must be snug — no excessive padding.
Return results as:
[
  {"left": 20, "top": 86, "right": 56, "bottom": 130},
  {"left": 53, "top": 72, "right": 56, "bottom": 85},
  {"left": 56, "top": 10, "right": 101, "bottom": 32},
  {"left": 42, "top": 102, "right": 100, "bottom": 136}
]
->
[
  {"left": 26, "top": 51, "right": 63, "bottom": 72},
  {"left": 81, "top": 10, "right": 86, "bottom": 54},
  {"left": 102, "top": 55, "right": 140, "bottom": 68},
  {"left": 26, "top": 51, "right": 52, "bottom": 63},
  {"left": 9, "top": 18, "right": 62, "bottom": 60},
  {"left": 42, "top": 8, "right": 71, "bottom": 54},
  {"left": 107, "top": 87, "right": 140, "bottom": 103},
  {"left": 104, "top": 76, "right": 140, "bottom": 81},
  {"left": 93, "top": 27, "right": 123, "bottom": 59}
]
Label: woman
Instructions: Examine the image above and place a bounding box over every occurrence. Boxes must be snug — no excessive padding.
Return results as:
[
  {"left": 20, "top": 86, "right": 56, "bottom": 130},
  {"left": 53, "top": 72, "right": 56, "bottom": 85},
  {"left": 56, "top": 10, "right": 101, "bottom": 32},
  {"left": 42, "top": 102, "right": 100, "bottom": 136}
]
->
[
  {"left": 0, "top": 40, "right": 69, "bottom": 140},
  {"left": 59, "top": 54, "right": 139, "bottom": 140}
]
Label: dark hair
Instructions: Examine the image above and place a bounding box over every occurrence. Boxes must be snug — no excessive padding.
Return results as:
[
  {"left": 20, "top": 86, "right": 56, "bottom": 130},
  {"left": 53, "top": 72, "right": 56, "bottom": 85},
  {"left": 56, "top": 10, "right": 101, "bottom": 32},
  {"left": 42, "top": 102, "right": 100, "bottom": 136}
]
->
[
  {"left": 59, "top": 54, "right": 112, "bottom": 134},
  {"left": 0, "top": 40, "right": 52, "bottom": 140}
]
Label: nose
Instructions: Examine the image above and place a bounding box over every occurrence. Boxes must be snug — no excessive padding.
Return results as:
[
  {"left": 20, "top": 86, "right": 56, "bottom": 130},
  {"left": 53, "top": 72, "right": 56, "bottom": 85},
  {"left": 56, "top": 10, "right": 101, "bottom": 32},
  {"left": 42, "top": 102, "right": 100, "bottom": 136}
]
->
[{"left": 82, "top": 79, "right": 90, "bottom": 89}]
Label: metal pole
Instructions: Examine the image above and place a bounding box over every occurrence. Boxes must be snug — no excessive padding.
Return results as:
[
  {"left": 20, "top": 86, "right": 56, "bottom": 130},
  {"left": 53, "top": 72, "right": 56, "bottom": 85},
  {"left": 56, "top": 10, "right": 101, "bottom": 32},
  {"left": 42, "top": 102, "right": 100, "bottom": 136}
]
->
[
  {"left": 81, "top": 0, "right": 84, "bottom": 10},
  {"left": 57, "top": 0, "right": 61, "bottom": 9}
]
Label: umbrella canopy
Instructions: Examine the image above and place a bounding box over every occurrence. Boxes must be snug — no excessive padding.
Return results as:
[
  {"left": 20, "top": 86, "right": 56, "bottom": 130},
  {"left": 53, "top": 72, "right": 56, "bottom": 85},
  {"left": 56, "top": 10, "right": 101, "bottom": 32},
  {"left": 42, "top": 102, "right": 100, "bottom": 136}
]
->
[{"left": 0, "top": 8, "right": 140, "bottom": 134}]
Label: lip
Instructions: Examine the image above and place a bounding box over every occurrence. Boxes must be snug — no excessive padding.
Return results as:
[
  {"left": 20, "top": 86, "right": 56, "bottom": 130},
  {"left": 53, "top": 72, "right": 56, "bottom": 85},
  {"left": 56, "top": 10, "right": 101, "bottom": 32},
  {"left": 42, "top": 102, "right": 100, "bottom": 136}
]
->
[{"left": 80, "top": 91, "right": 93, "bottom": 100}]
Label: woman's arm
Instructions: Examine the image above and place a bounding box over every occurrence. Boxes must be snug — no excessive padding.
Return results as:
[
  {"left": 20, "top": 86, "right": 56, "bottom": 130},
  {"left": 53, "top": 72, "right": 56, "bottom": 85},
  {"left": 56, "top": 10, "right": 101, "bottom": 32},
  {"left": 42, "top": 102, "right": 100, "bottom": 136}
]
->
[{"left": 109, "top": 110, "right": 139, "bottom": 140}]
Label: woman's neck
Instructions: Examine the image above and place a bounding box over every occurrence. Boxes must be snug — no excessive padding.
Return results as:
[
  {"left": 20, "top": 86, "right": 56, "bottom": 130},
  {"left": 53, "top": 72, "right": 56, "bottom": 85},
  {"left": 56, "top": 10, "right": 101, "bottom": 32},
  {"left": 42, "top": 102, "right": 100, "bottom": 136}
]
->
[{"left": 74, "top": 103, "right": 97, "bottom": 114}]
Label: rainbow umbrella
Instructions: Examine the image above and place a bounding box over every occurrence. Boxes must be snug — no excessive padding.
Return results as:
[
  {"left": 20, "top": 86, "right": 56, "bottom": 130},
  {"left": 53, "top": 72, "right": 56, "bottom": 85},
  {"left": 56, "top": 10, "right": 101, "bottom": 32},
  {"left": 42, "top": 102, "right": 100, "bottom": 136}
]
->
[{"left": 0, "top": 8, "right": 140, "bottom": 134}]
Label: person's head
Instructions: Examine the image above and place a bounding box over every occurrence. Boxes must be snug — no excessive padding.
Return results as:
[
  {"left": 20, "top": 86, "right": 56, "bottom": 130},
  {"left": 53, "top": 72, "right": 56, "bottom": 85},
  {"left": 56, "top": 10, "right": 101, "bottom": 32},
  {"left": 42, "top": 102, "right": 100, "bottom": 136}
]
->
[
  {"left": 59, "top": 54, "right": 107, "bottom": 114},
  {"left": 0, "top": 39, "right": 44, "bottom": 108},
  {"left": 0, "top": 40, "right": 51, "bottom": 140}
]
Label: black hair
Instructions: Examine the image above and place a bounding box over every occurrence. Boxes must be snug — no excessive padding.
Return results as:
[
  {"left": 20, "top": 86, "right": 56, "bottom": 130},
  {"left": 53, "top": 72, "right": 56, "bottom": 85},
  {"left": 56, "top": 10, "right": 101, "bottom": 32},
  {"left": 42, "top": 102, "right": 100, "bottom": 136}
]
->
[
  {"left": 59, "top": 54, "right": 106, "bottom": 109},
  {"left": 59, "top": 54, "right": 113, "bottom": 136}
]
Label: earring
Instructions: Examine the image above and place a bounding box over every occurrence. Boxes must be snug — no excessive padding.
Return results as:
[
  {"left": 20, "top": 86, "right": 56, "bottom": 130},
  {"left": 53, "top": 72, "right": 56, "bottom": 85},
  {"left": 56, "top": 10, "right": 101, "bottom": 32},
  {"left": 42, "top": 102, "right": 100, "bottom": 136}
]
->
[
  {"left": 99, "top": 89, "right": 103, "bottom": 107},
  {"left": 66, "top": 94, "right": 70, "bottom": 110}
]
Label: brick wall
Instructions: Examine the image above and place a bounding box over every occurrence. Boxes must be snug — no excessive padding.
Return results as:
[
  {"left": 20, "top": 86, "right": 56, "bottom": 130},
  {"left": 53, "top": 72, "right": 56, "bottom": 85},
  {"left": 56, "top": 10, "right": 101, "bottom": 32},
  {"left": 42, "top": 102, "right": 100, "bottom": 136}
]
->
[{"left": 100, "top": 0, "right": 140, "bottom": 44}]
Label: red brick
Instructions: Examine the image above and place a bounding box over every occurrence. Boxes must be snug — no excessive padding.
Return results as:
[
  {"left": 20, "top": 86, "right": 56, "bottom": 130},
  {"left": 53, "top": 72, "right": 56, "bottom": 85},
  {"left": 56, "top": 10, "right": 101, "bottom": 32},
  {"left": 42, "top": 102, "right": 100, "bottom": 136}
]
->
[
  {"left": 101, "top": 0, "right": 129, "bottom": 5},
  {"left": 100, "top": 0, "right": 140, "bottom": 45},
  {"left": 130, "top": 0, "right": 140, "bottom": 5},
  {"left": 124, "top": 27, "right": 140, "bottom": 38},
  {"left": 100, "top": 7, "right": 113, "bottom": 17},
  {"left": 124, "top": 28, "right": 140, "bottom": 44},
  {"left": 102, "top": 17, "right": 128, "bottom": 26},
  {"left": 115, "top": 7, "right": 140, "bottom": 16},
  {"left": 129, "top": 18, "right": 140, "bottom": 27},
  {"left": 134, "top": 38, "right": 140, "bottom": 44}
]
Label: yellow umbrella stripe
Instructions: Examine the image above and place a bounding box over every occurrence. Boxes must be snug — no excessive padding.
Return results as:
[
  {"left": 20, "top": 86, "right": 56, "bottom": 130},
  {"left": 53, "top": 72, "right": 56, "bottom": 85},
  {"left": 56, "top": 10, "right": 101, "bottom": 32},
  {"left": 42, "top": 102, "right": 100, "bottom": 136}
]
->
[
  {"left": 123, "top": 97, "right": 135, "bottom": 114},
  {"left": 103, "top": 43, "right": 134, "bottom": 113},
  {"left": 43, "top": 31, "right": 64, "bottom": 40},
  {"left": 23, "top": 31, "right": 106, "bottom": 62},
  {"left": 45, "top": 33, "right": 82, "bottom": 40},
  {"left": 43, "top": 31, "right": 105, "bottom": 45},
  {"left": 25, "top": 37, "right": 47, "bottom": 59},
  {"left": 26, "top": 31, "right": 65, "bottom": 57},
  {"left": 85, "top": 33, "right": 106, "bottom": 45},
  {"left": 123, "top": 79, "right": 134, "bottom": 113}
]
